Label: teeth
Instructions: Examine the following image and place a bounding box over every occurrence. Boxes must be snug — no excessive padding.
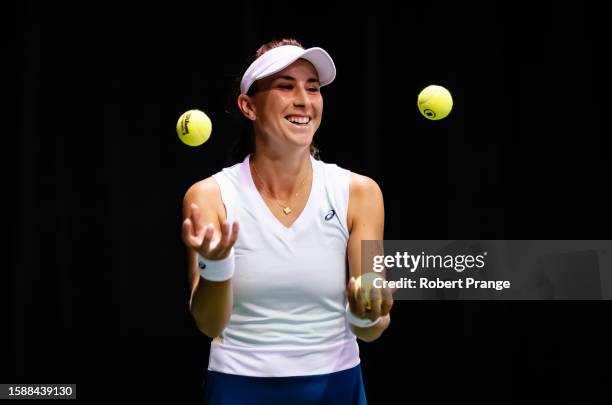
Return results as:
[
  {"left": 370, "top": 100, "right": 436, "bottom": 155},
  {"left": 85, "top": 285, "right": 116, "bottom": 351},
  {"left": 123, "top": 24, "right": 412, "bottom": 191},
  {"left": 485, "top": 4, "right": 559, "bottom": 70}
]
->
[{"left": 286, "top": 116, "right": 310, "bottom": 125}]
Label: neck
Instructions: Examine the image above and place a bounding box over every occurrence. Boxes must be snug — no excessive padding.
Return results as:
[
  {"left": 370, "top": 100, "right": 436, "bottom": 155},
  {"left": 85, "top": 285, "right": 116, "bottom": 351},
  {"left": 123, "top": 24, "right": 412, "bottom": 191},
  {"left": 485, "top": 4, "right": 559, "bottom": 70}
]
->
[{"left": 250, "top": 148, "right": 312, "bottom": 200}]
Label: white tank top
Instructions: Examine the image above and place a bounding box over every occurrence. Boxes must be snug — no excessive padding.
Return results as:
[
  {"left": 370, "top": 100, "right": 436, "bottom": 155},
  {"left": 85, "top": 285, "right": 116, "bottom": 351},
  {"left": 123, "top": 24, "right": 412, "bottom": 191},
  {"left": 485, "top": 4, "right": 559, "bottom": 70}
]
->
[{"left": 208, "top": 154, "right": 360, "bottom": 377}]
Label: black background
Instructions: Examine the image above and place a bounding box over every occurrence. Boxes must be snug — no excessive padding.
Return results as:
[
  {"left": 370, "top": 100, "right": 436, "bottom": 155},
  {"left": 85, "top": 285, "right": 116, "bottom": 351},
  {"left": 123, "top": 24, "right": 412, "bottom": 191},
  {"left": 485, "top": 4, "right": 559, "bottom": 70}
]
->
[{"left": 9, "top": 1, "right": 608, "bottom": 404}]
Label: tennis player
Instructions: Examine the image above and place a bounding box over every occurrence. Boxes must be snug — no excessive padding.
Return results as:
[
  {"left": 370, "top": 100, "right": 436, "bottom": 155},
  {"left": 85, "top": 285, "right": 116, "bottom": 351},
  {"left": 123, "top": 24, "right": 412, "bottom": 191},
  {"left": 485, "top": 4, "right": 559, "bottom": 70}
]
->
[{"left": 182, "top": 39, "right": 393, "bottom": 404}]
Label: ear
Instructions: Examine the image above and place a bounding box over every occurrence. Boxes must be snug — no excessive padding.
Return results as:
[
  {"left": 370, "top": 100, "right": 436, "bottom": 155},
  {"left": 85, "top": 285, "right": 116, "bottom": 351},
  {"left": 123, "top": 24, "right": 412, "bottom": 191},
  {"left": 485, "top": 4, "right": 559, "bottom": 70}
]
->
[{"left": 237, "top": 94, "right": 256, "bottom": 120}]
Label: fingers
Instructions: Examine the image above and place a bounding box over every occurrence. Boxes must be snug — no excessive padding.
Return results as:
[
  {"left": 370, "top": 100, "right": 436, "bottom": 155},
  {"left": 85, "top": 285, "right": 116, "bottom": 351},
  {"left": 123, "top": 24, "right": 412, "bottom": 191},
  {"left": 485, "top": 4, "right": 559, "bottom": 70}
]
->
[
  {"left": 200, "top": 221, "right": 240, "bottom": 259},
  {"left": 219, "top": 221, "right": 231, "bottom": 248},
  {"left": 369, "top": 287, "right": 382, "bottom": 320},
  {"left": 200, "top": 224, "right": 215, "bottom": 254},
  {"left": 346, "top": 276, "right": 371, "bottom": 319},
  {"left": 355, "top": 284, "right": 366, "bottom": 318},
  {"left": 347, "top": 277, "right": 357, "bottom": 314},
  {"left": 381, "top": 287, "right": 394, "bottom": 316},
  {"left": 212, "top": 221, "right": 232, "bottom": 252},
  {"left": 183, "top": 200, "right": 241, "bottom": 258},
  {"left": 346, "top": 277, "right": 394, "bottom": 322},
  {"left": 182, "top": 218, "right": 202, "bottom": 248},
  {"left": 190, "top": 204, "right": 203, "bottom": 236},
  {"left": 182, "top": 218, "right": 192, "bottom": 245},
  {"left": 229, "top": 221, "right": 240, "bottom": 247}
]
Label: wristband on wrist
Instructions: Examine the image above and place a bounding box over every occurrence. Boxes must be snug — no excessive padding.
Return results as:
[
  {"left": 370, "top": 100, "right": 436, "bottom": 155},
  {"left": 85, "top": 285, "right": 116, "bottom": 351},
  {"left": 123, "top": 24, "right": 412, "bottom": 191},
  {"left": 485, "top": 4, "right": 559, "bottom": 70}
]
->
[
  {"left": 345, "top": 302, "right": 381, "bottom": 328},
  {"left": 197, "top": 248, "right": 235, "bottom": 281}
]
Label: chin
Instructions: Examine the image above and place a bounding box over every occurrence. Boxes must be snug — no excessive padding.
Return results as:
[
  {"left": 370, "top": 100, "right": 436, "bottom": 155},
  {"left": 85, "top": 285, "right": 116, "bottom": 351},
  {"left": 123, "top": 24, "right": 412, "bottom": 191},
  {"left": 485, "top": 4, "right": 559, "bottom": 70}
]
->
[
  {"left": 282, "top": 129, "right": 313, "bottom": 145},
  {"left": 292, "top": 134, "right": 315, "bottom": 148}
]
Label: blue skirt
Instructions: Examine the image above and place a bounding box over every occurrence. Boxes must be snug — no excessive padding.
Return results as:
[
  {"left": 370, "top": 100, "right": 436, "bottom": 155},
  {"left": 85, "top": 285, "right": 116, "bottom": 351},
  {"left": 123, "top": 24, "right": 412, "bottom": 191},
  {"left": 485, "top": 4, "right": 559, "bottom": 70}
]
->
[{"left": 201, "top": 364, "right": 367, "bottom": 405}]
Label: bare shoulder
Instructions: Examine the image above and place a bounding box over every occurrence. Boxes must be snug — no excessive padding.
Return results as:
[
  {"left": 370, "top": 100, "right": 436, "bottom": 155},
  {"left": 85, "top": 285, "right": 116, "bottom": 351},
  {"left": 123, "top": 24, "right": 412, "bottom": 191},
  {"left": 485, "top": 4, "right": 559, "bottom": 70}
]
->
[
  {"left": 348, "top": 172, "right": 384, "bottom": 232},
  {"left": 182, "top": 177, "right": 225, "bottom": 221},
  {"left": 184, "top": 177, "right": 220, "bottom": 201},
  {"left": 349, "top": 172, "right": 383, "bottom": 197}
]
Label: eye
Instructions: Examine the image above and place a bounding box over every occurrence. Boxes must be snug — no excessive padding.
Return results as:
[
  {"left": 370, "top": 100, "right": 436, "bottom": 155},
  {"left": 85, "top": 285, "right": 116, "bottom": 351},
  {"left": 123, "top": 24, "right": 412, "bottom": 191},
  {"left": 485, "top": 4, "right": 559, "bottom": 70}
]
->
[
  {"left": 279, "top": 84, "right": 293, "bottom": 90},
  {"left": 308, "top": 87, "right": 320, "bottom": 93}
]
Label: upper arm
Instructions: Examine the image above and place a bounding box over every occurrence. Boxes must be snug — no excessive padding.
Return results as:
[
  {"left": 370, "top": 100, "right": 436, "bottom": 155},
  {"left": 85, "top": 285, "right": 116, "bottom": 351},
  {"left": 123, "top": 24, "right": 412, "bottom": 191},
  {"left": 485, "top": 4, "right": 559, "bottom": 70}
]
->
[
  {"left": 346, "top": 173, "right": 385, "bottom": 281},
  {"left": 183, "top": 177, "right": 226, "bottom": 293}
]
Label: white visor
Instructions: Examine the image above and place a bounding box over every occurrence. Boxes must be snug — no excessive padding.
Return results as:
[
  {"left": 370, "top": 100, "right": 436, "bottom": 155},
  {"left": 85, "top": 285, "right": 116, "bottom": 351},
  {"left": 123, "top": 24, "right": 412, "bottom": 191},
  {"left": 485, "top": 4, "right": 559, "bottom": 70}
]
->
[{"left": 240, "top": 45, "right": 336, "bottom": 95}]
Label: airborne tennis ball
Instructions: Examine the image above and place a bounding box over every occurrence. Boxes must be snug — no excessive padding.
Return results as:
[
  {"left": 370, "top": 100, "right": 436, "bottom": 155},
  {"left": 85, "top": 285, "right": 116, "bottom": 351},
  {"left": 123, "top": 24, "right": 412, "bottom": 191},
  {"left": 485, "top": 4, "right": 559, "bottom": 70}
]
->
[
  {"left": 417, "top": 85, "right": 453, "bottom": 120},
  {"left": 354, "top": 272, "right": 383, "bottom": 310},
  {"left": 176, "top": 109, "right": 212, "bottom": 146}
]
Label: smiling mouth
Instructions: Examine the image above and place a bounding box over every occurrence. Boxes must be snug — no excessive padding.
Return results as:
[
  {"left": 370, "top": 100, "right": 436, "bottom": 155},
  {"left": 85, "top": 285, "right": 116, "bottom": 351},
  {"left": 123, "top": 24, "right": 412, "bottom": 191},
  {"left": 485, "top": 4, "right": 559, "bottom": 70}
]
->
[{"left": 285, "top": 116, "right": 311, "bottom": 126}]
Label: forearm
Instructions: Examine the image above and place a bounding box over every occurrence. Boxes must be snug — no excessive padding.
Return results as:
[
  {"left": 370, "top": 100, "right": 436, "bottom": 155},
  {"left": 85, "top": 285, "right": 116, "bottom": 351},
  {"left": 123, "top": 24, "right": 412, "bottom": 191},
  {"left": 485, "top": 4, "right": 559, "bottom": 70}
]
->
[
  {"left": 350, "top": 314, "right": 391, "bottom": 343},
  {"left": 190, "top": 277, "right": 233, "bottom": 338}
]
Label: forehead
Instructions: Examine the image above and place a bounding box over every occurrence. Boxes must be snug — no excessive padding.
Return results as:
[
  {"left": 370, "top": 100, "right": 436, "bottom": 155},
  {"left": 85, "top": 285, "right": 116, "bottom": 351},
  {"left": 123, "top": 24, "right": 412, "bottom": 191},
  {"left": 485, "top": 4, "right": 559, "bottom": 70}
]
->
[{"left": 268, "top": 58, "right": 319, "bottom": 81}]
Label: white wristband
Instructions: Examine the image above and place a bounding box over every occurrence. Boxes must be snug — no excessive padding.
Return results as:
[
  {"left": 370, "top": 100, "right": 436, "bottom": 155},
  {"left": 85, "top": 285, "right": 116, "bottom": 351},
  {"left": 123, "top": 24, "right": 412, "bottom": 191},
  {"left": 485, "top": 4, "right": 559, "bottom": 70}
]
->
[
  {"left": 197, "top": 249, "right": 235, "bottom": 281},
  {"left": 345, "top": 303, "right": 381, "bottom": 328}
]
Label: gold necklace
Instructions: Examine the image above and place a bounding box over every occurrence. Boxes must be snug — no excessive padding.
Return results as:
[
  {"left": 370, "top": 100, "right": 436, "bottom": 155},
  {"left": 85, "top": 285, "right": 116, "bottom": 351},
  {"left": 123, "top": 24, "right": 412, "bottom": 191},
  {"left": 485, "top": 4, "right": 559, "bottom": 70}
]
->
[{"left": 251, "top": 159, "right": 310, "bottom": 215}]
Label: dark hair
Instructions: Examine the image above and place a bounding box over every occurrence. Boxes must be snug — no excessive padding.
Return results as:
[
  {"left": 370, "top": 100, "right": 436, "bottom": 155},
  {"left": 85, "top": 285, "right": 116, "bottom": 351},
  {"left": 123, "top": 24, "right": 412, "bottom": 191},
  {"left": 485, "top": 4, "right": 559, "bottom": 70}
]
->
[{"left": 227, "top": 38, "right": 320, "bottom": 164}]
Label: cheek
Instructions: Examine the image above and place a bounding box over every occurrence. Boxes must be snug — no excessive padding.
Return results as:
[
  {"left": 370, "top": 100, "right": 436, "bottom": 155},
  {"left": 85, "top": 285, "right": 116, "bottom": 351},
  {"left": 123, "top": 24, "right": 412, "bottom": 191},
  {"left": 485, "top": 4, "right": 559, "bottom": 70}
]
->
[
  {"left": 258, "top": 99, "right": 284, "bottom": 125},
  {"left": 261, "top": 92, "right": 287, "bottom": 109},
  {"left": 313, "top": 98, "right": 323, "bottom": 118}
]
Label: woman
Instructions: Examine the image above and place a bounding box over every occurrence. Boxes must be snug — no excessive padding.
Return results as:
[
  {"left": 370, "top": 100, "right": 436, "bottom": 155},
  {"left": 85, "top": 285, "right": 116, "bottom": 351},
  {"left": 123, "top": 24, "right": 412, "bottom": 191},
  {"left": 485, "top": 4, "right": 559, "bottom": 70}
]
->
[{"left": 182, "top": 39, "right": 393, "bottom": 404}]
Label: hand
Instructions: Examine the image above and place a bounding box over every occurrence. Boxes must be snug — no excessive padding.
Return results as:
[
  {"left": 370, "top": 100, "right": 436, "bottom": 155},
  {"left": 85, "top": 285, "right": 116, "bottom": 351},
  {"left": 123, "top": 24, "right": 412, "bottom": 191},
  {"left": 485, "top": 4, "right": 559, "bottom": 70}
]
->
[
  {"left": 182, "top": 203, "right": 239, "bottom": 260},
  {"left": 346, "top": 276, "right": 394, "bottom": 322}
]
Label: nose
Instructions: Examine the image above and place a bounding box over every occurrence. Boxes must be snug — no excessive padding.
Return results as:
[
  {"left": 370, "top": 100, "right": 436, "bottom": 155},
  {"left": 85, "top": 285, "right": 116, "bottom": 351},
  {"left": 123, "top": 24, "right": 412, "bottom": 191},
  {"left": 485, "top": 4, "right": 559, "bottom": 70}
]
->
[{"left": 292, "top": 85, "right": 308, "bottom": 107}]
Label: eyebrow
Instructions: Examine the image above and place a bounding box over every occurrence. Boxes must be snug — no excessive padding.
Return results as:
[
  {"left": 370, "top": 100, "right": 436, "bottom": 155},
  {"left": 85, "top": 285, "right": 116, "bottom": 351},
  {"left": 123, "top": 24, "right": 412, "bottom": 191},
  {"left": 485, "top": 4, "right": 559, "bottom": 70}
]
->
[{"left": 274, "top": 75, "right": 320, "bottom": 84}]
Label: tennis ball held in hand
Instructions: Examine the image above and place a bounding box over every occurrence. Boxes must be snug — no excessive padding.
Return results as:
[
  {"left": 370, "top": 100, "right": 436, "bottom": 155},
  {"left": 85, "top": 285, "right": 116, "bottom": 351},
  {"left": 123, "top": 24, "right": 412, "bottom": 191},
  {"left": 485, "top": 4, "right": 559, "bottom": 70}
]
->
[
  {"left": 354, "top": 273, "right": 382, "bottom": 311},
  {"left": 417, "top": 85, "right": 453, "bottom": 120},
  {"left": 176, "top": 109, "right": 212, "bottom": 146}
]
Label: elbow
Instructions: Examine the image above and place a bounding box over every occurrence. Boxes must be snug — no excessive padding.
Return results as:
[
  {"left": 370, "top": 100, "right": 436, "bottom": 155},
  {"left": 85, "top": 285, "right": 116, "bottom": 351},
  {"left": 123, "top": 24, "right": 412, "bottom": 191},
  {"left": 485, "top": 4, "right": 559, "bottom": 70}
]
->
[
  {"left": 198, "top": 324, "right": 223, "bottom": 340},
  {"left": 190, "top": 307, "right": 229, "bottom": 339},
  {"left": 191, "top": 313, "right": 221, "bottom": 339}
]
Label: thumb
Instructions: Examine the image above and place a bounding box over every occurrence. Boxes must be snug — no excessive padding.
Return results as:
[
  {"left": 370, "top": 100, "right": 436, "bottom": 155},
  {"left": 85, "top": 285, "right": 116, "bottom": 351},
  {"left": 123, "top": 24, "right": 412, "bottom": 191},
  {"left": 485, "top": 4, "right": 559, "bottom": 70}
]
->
[
  {"left": 347, "top": 277, "right": 356, "bottom": 300},
  {"left": 182, "top": 218, "right": 193, "bottom": 244}
]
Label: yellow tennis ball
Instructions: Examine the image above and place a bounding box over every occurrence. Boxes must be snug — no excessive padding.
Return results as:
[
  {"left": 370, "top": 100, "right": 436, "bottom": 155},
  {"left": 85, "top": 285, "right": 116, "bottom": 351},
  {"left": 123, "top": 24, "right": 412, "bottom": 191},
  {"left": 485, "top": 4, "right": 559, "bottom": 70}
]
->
[
  {"left": 417, "top": 85, "right": 453, "bottom": 120},
  {"left": 176, "top": 109, "right": 212, "bottom": 146},
  {"left": 354, "top": 272, "right": 383, "bottom": 310}
]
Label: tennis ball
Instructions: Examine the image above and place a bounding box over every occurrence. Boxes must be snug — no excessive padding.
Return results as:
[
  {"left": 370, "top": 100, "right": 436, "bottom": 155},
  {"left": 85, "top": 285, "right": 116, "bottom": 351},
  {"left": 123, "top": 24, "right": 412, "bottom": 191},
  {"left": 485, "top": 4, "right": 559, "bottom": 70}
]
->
[
  {"left": 354, "top": 272, "right": 383, "bottom": 310},
  {"left": 176, "top": 109, "right": 212, "bottom": 146},
  {"left": 417, "top": 85, "right": 453, "bottom": 120}
]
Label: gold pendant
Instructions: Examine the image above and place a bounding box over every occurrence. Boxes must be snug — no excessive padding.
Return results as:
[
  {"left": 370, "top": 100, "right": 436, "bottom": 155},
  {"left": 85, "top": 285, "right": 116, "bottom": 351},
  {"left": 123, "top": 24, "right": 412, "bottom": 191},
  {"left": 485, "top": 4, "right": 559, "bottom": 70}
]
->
[{"left": 283, "top": 206, "right": 292, "bottom": 215}]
